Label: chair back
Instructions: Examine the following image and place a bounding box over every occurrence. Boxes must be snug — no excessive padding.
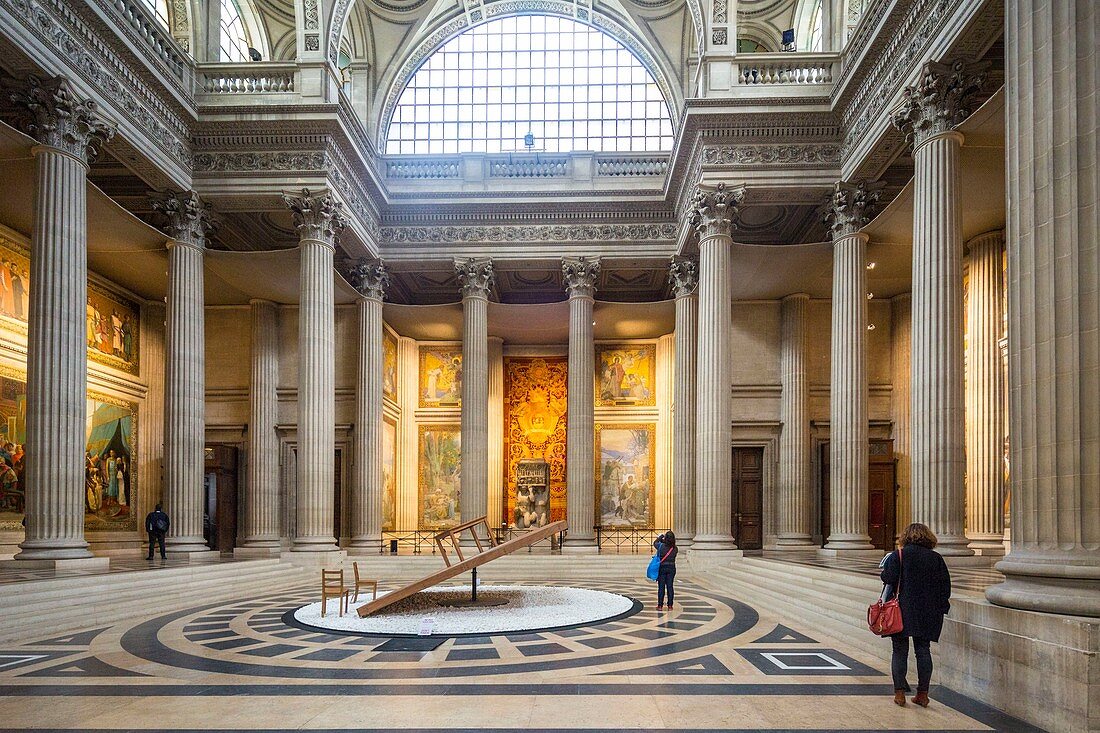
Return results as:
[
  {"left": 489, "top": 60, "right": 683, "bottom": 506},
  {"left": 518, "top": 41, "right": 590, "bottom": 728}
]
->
[
  {"left": 321, "top": 568, "right": 344, "bottom": 591},
  {"left": 353, "top": 561, "right": 361, "bottom": 584}
]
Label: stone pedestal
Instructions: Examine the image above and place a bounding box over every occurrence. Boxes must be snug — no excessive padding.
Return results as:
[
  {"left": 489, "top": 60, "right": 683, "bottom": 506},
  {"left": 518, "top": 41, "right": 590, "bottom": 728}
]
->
[
  {"left": 670, "top": 257, "right": 698, "bottom": 546},
  {"left": 456, "top": 258, "right": 493, "bottom": 540},
  {"left": 777, "top": 293, "right": 813, "bottom": 547},
  {"left": 240, "top": 300, "right": 281, "bottom": 551}
]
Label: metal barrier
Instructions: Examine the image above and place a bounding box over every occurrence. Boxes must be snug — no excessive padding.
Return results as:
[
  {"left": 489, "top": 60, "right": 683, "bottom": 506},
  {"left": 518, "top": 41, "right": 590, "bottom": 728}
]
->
[
  {"left": 375, "top": 526, "right": 666, "bottom": 555},
  {"left": 377, "top": 531, "right": 440, "bottom": 555},
  {"left": 595, "top": 526, "right": 671, "bottom": 554}
]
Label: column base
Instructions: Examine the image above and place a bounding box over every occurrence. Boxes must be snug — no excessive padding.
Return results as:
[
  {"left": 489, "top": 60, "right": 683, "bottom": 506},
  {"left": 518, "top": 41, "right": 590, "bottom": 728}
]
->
[
  {"left": 774, "top": 534, "right": 815, "bottom": 548},
  {"left": 165, "top": 536, "right": 212, "bottom": 554},
  {"left": 674, "top": 534, "right": 695, "bottom": 548},
  {"left": 0, "top": 555, "right": 110, "bottom": 571},
  {"left": 817, "top": 547, "right": 884, "bottom": 558},
  {"left": 233, "top": 546, "right": 283, "bottom": 558},
  {"left": 822, "top": 534, "right": 875, "bottom": 551},
  {"left": 167, "top": 549, "right": 222, "bottom": 562},
  {"left": 562, "top": 537, "right": 598, "bottom": 554},
  {"left": 280, "top": 550, "right": 347, "bottom": 568},
  {"left": 15, "top": 540, "right": 94, "bottom": 561},
  {"left": 935, "top": 534, "right": 976, "bottom": 557},
  {"left": 291, "top": 538, "right": 341, "bottom": 553},
  {"left": 967, "top": 535, "right": 1007, "bottom": 556},
  {"left": 690, "top": 535, "right": 738, "bottom": 552}
]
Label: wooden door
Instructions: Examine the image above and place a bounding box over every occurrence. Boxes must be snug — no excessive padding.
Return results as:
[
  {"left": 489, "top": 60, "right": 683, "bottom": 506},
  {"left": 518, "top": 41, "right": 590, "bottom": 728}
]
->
[
  {"left": 333, "top": 448, "right": 343, "bottom": 542},
  {"left": 203, "top": 445, "right": 239, "bottom": 552},
  {"left": 819, "top": 439, "right": 897, "bottom": 550},
  {"left": 732, "top": 447, "right": 764, "bottom": 551}
]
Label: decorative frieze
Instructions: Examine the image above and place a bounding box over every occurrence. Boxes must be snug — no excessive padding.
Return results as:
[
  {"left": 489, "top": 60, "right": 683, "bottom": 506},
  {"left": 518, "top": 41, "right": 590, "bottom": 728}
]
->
[
  {"left": 668, "top": 256, "right": 698, "bottom": 298},
  {"left": 701, "top": 144, "right": 841, "bottom": 167},
  {"left": 691, "top": 183, "right": 744, "bottom": 239},
  {"left": 6, "top": 75, "right": 115, "bottom": 164},
  {"left": 891, "top": 58, "right": 989, "bottom": 149},
  {"left": 347, "top": 259, "right": 389, "bottom": 300},
  {"left": 380, "top": 223, "right": 678, "bottom": 244},
  {"left": 455, "top": 258, "right": 495, "bottom": 298},
  {"left": 192, "top": 151, "right": 327, "bottom": 172},
  {"left": 824, "top": 180, "right": 884, "bottom": 239},
  {"left": 283, "top": 188, "right": 347, "bottom": 246}
]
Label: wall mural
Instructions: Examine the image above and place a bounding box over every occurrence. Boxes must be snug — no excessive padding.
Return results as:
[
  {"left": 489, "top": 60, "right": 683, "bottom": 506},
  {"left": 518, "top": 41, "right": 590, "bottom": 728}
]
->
[
  {"left": 0, "top": 368, "right": 137, "bottom": 532},
  {"left": 383, "top": 330, "right": 398, "bottom": 402},
  {"left": 595, "top": 344, "right": 656, "bottom": 406},
  {"left": 418, "top": 346, "right": 462, "bottom": 408},
  {"left": 418, "top": 424, "right": 461, "bottom": 529},
  {"left": 382, "top": 418, "right": 396, "bottom": 531},
  {"left": 504, "top": 357, "right": 568, "bottom": 524},
  {"left": 595, "top": 423, "right": 656, "bottom": 528}
]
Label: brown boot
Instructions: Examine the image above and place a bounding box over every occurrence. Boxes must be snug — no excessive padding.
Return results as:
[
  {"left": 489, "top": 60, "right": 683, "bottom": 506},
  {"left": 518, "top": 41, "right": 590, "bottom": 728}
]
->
[
  {"left": 893, "top": 690, "right": 907, "bottom": 707},
  {"left": 912, "top": 691, "right": 930, "bottom": 707}
]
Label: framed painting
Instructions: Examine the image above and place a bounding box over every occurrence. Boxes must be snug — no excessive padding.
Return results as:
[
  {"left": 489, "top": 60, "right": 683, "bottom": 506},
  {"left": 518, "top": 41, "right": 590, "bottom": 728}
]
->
[
  {"left": 595, "top": 344, "right": 656, "bottom": 406},
  {"left": 503, "top": 357, "right": 568, "bottom": 524},
  {"left": 383, "top": 330, "right": 398, "bottom": 403},
  {"left": 595, "top": 422, "right": 656, "bottom": 528},
  {"left": 86, "top": 282, "right": 140, "bottom": 376},
  {"left": 382, "top": 418, "right": 397, "bottom": 531},
  {"left": 418, "top": 346, "right": 462, "bottom": 408},
  {"left": 417, "top": 424, "right": 461, "bottom": 530},
  {"left": 0, "top": 235, "right": 30, "bottom": 334}
]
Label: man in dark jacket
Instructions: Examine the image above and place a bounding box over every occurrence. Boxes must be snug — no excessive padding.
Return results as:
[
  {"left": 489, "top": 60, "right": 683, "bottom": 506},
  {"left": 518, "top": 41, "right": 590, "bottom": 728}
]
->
[{"left": 145, "top": 503, "right": 170, "bottom": 560}]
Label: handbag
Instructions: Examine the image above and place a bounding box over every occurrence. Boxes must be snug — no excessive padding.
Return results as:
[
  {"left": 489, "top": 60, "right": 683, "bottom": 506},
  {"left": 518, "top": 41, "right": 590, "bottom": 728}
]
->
[
  {"left": 646, "top": 546, "right": 674, "bottom": 582},
  {"left": 867, "top": 548, "right": 904, "bottom": 636}
]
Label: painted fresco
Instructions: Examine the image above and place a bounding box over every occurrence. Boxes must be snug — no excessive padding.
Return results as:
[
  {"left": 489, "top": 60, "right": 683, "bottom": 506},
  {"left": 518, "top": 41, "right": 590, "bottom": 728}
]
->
[
  {"left": 0, "top": 238, "right": 30, "bottom": 329},
  {"left": 0, "top": 373, "right": 26, "bottom": 528},
  {"left": 595, "top": 423, "right": 656, "bottom": 528},
  {"left": 383, "top": 330, "right": 398, "bottom": 402},
  {"left": 504, "top": 357, "right": 568, "bottom": 524},
  {"left": 382, "top": 418, "right": 397, "bottom": 531},
  {"left": 595, "top": 344, "right": 656, "bottom": 406},
  {"left": 418, "top": 346, "right": 462, "bottom": 407},
  {"left": 418, "top": 425, "right": 460, "bottom": 529}
]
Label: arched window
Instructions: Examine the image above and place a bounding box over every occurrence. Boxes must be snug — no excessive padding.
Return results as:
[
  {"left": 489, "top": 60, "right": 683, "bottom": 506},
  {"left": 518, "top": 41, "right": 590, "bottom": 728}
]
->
[
  {"left": 385, "top": 15, "right": 674, "bottom": 155},
  {"left": 219, "top": 0, "right": 250, "bottom": 62},
  {"left": 140, "top": 0, "right": 170, "bottom": 31}
]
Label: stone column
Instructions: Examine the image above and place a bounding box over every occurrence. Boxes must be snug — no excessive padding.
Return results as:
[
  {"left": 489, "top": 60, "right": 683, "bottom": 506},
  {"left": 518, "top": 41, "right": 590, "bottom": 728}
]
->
[
  {"left": 893, "top": 59, "right": 988, "bottom": 556},
  {"left": 347, "top": 261, "right": 388, "bottom": 550},
  {"left": 455, "top": 259, "right": 493, "bottom": 535},
  {"left": 824, "top": 181, "right": 882, "bottom": 551},
  {"left": 777, "top": 292, "right": 813, "bottom": 547},
  {"left": 9, "top": 76, "right": 114, "bottom": 564},
  {"left": 240, "top": 299, "right": 281, "bottom": 551},
  {"left": 965, "top": 230, "right": 1006, "bottom": 555},
  {"left": 691, "top": 184, "right": 742, "bottom": 551},
  {"left": 670, "top": 257, "right": 698, "bottom": 546},
  {"left": 152, "top": 191, "right": 216, "bottom": 555},
  {"left": 284, "top": 189, "right": 345, "bottom": 553},
  {"left": 562, "top": 256, "right": 600, "bottom": 551},
  {"left": 986, "top": 0, "right": 1099, "bottom": 618},
  {"left": 891, "top": 293, "right": 913, "bottom": 530}
]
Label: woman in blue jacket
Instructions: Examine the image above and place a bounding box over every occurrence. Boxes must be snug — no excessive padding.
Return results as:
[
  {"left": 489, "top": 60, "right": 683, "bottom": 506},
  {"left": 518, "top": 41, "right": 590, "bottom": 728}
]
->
[{"left": 653, "top": 531, "right": 678, "bottom": 610}]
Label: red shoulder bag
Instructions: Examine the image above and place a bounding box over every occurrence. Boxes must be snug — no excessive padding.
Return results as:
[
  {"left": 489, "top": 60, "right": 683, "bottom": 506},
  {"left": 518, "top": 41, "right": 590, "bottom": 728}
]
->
[{"left": 867, "top": 548, "right": 904, "bottom": 636}]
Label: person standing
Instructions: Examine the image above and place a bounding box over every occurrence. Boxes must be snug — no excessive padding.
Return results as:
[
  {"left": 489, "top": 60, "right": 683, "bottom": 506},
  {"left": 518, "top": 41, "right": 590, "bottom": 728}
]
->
[
  {"left": 145, "top": 503, "right": 170, "bottom": 560},
  {"left": 653, "top": 531, "right": 678, "bottom": 610},
  {"left": 880, "top": 523, "right": 952, "bottom": 707}
]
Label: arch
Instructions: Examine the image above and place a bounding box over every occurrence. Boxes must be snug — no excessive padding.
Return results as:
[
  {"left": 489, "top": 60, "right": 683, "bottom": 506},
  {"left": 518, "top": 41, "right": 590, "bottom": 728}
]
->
[
  {"left": 792, "top": 0, "right": 823, "bottom": 52},
  {"left": 217, "top": 0, "right": 270, "bottom": 61}
]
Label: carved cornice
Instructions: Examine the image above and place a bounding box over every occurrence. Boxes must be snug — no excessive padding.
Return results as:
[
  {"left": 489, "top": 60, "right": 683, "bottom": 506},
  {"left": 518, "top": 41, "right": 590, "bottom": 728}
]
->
[
  {"left": 668, "top": 256, "right": 698, "bottom": 298},
  {"left": 891, "top": 58, "right": 989, "bottom": 149},
  {"left": 151, "top": 190, "right": 217, "bottom": 247},
  {"left": 283, "top": 188, "right": 346, "bottom": 246},
  {"left": 691, "top": 183, "right": 744, "bottom": 239},
  {"left": 380, "top": 222, "right": 678, "bottom": 244},
  {"left": 192, "top": 151, "right": 327, "bottom": 172},
  {"left": 701, "top": 143, "right": 841, "bottom": 167},
  {"left": 823, "top": 180, "right": 884, "bottom": 240},
  {"left": 347, "top": 259, "right": 389, "bottom": 300},
  {"left": 562, "top": 256, "right": 600, "bottom": 298},
  {"left": 6, "top": 74, "right": 115, "bottom": 163},
  {"left": 454, "top": 257, "right": 495, "bottom": 299}
]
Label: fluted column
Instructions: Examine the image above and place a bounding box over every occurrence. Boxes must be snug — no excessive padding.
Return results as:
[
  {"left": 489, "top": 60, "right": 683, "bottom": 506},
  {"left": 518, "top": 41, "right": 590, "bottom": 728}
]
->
[
  {"left": 153, "top": 192, "right": 216, "bottom": 554},
  {"left": 562, "top": 257, "right": 600, "bottom": 551},
  {"left": 891, "top": 293, "right": 913, "bottom": 530},
  {"left": 10, "top": 76, "right": 115, "bottom": 562},
  {"left": 284, "top": 189, "right": 345, "bottom": 552},
  {"left": 965, "top": 230, "right": 1006, "bottom": 554},
  {"left": 893, "top": 59, "right": 987, "bottom": 556},
  {"left": 348, "top": 261, "right": 388, "bottom": 549},
  {"left": 986, "top": 0, "right": 1099, "bottom": 617},
  {"left": 692, "top": 184, "right": 742, "bottom": 551},
  {"left": 777, "top": 292, "right": 813, "bottom": 547},
  {"left": 456, "top": 258, "right": 493, "bottom": 535},
  {"left": 241, "top": 299, "right": 281, "bottom": 549},
  {"left": 670, "top": 257, "right": 698, "bottom": 546},
  {"left": 824, "top": 181, "right": 882, "bottom": 550}
]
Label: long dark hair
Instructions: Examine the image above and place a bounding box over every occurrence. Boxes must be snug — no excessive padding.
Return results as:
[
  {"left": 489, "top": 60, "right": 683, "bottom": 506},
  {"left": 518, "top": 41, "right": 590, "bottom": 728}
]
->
[{"left": 663, "top": 530, "right": 676, "bottom": 547}]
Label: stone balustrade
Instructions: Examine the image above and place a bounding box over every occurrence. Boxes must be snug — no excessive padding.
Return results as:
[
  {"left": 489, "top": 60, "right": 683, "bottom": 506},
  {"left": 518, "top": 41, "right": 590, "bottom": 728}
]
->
[
  {"left": 735, "top": 54, "right": 836, "bottom": 85},
  {"left": 107, "top": 0, "right": 188, "bottom": 81},
  {"left": 595, "top": 156, "right": 669, "bottom": 177},
  {"left": 197, "top": 64, "right": 297, "bottom": 94},
  {"left": 385, "top": 160, "right": 462, "bottom": 180}
]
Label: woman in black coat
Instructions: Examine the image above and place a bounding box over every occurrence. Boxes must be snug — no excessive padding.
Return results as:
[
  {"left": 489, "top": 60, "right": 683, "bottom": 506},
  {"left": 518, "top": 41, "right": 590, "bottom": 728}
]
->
[
  {"left": 879, "top": 522, "right": 952, "bottom": 708},
  {"left": 653, "top": 531, "right": 678, "bottom": 610}
]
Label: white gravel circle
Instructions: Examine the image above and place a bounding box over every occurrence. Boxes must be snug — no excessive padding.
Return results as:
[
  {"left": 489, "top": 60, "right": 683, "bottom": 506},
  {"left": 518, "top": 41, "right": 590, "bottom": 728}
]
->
[{"left": 292, "top": 585, "right": 637, "bottom": 635}]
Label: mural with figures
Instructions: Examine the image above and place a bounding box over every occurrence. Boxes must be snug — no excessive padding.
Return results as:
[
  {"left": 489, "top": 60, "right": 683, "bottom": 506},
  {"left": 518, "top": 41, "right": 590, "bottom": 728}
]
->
[
  {"left": 504, "top": 357, "right": 568, "bottom": 523},
  {"left": 383, "top": 330, "right": 398, "bottom": 402},
  {"left": 418, "top": 425, "right": 461, "bottom": 529},
  {"left": 382, "top": 419, "right": 396, "bottom": 531},
  {"left": 595, "top": 423, "right": 656, "bottom": 528},
  {"left": 418, "top": 346, "right": 462, "bottom": 407},
  {"left": 595, "top": 344, "right": 656, "bottom": 406}
]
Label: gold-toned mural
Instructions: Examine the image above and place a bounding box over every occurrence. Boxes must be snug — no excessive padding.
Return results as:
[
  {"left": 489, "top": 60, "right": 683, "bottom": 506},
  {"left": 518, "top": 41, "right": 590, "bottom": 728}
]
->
[
  {"left": 418, "top": 346, "right": 462, "bottom": 408},
  {"left": 504, "top": 357, "right": 568, "bottom": 524},
  {"left": 595, "top": 344, "right": 656, "bottom": 406},
  {"left": 595, "top": 422, "right": 656, "bottom": 528},
  {"left": 383, "top": 330, "right": 398, "bottom": 402},
  {"left": 418, "top": 424, "right": 461, "bottom": 529},
  {"left": 382, "top": 418, "right": 396, "bottom": 531}
]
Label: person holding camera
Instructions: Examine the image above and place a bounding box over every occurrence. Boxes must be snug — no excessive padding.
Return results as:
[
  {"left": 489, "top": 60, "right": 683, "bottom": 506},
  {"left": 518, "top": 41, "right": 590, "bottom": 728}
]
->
[{"left": 653, "top": 531, "right": 678, "bottom": 610}]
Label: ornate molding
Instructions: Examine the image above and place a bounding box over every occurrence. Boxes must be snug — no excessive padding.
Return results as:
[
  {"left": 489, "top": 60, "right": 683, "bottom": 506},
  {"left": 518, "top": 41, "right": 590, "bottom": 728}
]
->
[
  {"left": 283, "top": 188, "right": 346, "bottom": 245},
  {"left": 151, "top": 190, "right": 217, "bottom": 247},
  {"left": 691, "top": 183, "right": 744, "bottom": 239},
  {"left": 6, "top": 74, "right": 116, "bottom": 163},
  {"left": 701, "top": 143, "right": 841, "bottom": 167},
  {"left": 823, "top": 180, "right": 884, "bottom": 240},
  {"left": 891, "top": 58, "right": 989, "bottom": 149},
  {"left": 454, "top": 257, "right": 495, "bottom": 299},
  {"left": 192, "top": 151, "right": 328, "bottom": 172},
  {"left": 562, "top": 256, "right": 600, "bottom": 298},
  {"left": 380, "top": 222, "right": 678, "bottom": 244},
  {"left": 347, "top": 259, "right": 389, "bottom": 300},
  {"left": 668, "top": 256, "right": 698, "bottom": 298}
]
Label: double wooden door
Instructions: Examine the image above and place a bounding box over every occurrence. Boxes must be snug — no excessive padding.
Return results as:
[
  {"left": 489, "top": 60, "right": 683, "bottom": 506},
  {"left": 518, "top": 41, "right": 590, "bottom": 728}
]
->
[{"left": 731, "top": 447, "right": 764, "bottom": 551}]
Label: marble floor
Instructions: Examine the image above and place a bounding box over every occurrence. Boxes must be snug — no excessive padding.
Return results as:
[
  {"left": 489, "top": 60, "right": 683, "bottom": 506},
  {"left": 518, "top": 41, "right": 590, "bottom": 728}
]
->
[{"left": 0, "top": 576, "right": 1038, "bottom": 732}]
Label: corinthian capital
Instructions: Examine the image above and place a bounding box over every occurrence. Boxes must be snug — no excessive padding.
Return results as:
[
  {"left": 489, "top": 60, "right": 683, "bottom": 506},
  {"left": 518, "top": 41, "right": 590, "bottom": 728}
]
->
[
  {"left": 283, "top": 188, "right": 346, "bottom": 245},
  {"left": 562, "top": 256, "right": 601, "bottom": 298},
  {"left": 691, "top": 183, "right": 744, "bottom": 239},
  {"left": 151, "top": 190, "right": 217, "bottom": 248},
  {"left": 348, "top": 259, "right": 389, "bottom": 300},
  {"left": 824, "top": 180, "right": 885, "bottom": 240},
  {"left": 454, "top": 258, "right": 494, "bottom": 299},
  {"left": 668, "top": 256, "right": 699, "bottom": 298},
  {"left": 7, "top": 75, "right": 115, "bottom": 164},
  {"left": 891, "top": 58, "right": 989, "bottom": 149}
]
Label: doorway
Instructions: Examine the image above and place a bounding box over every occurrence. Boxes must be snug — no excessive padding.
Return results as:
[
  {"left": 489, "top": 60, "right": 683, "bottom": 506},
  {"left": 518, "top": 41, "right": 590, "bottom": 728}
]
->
[
  {"left": 819, "top": 439, "right": 897, "bottom": 550},
  {"left": 731, "top": 446, "right": 764, "bottom": 551},
  {"left": 203, "top": 445, "right": 239, "bottom": 552},
  {"left": 333, "top": 448, "right": 343, "bottom": 542}
]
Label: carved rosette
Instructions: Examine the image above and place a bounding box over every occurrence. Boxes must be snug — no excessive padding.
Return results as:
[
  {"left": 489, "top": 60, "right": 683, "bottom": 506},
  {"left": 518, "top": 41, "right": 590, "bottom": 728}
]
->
[
  {"left": 7, "top": 75, "right": 115, "bottom": 164},
  {"left": 668, "top": 256, "right": 699, "bottom": 298},
  {"left": 691, "top": 183, "right": 744, "bottom": 239},
  {"left": 151, "top": 190, "right": 217, "bottom": 248},
  {"left": 283, "top": 188, "right": 347, "bottom": 245},
  {"left": 891, "top": 59, "right": 989, "bottom": 149},
  {"left": 348, "top": 259, "right": 389, "bottom": 301},
  {"left": 454, "top": 258, "right": 495, "bottom": 299},
  {"left": 824, "top": 180, "right": 885, "bottom": 240},
  {"left": 562, "top": 256, "right": 601, "bottom": 299}
]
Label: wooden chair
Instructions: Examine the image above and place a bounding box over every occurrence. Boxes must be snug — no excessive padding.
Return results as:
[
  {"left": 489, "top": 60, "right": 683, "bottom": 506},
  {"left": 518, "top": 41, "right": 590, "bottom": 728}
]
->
[
  {"left": 351, "top": 562, "right": 378, "bottom": 603},
  {"left": 320, "top": 569, "right": 350, "bottom": 617}
]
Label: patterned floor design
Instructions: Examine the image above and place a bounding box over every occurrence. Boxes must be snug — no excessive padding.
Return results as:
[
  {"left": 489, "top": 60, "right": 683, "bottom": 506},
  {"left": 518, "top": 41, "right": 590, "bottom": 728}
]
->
[{"left": 0, "top": 577, "right": 1039, "bottom": 731}]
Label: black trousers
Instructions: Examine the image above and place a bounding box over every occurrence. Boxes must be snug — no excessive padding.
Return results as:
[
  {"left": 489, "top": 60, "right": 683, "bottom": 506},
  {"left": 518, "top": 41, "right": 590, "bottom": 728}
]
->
[
  {"left": 147, "top": 532, "right": 166, "bottom": 559},
  {"left": 891, "top": 635, "right": 932, "bottom": 692},
  {"left": 657, "top": 564, "right": 676, "bottom": 606}
]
